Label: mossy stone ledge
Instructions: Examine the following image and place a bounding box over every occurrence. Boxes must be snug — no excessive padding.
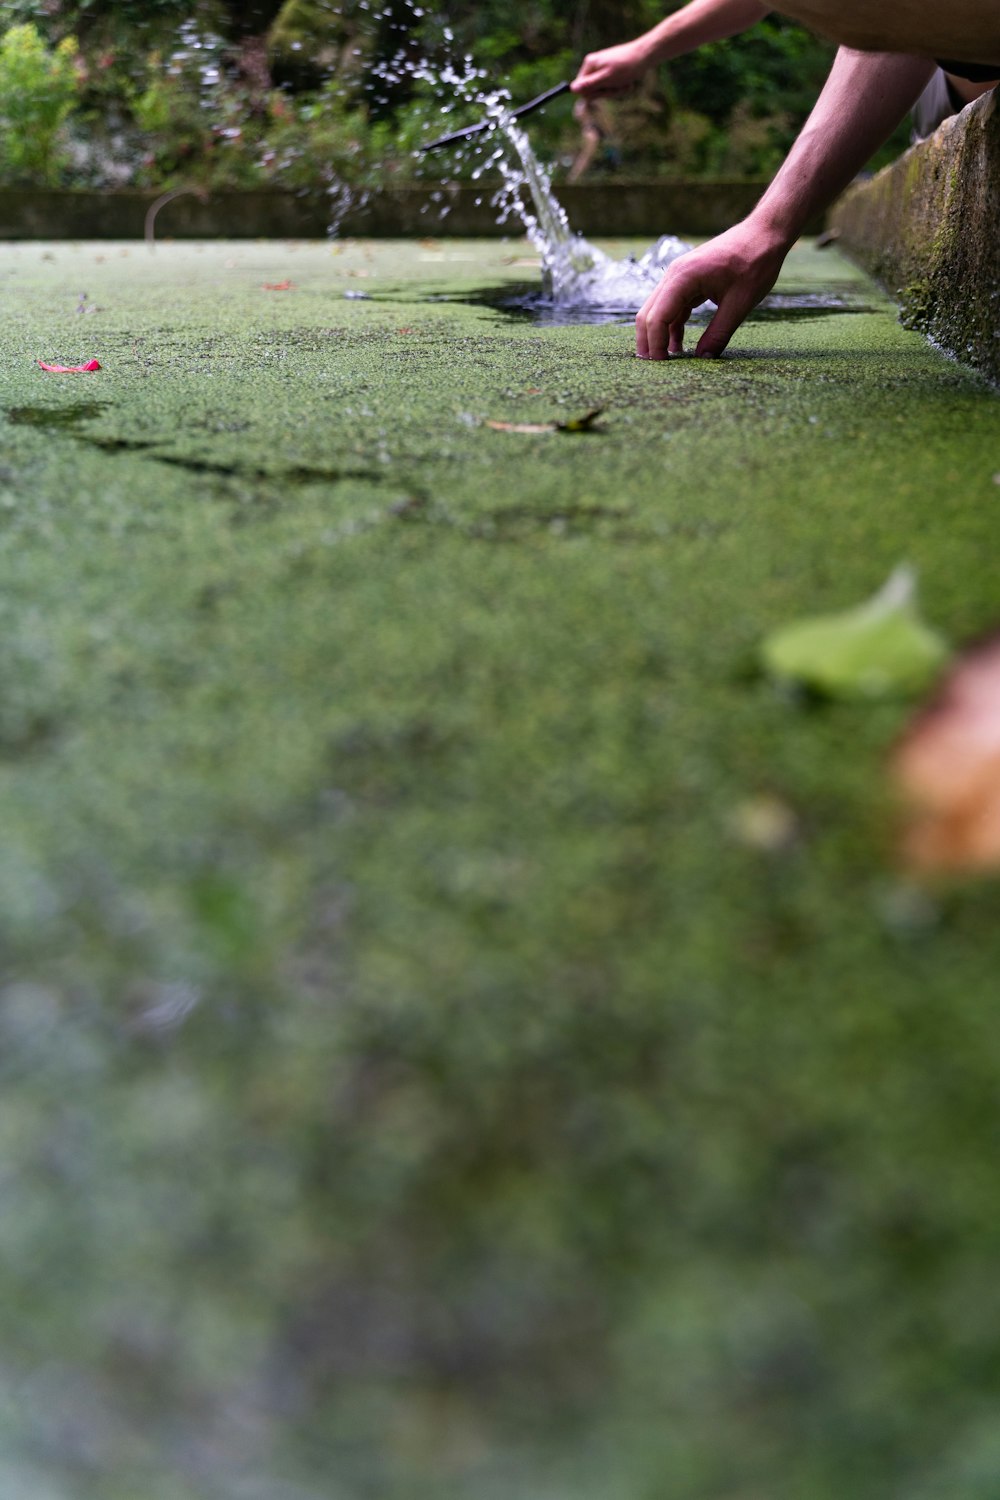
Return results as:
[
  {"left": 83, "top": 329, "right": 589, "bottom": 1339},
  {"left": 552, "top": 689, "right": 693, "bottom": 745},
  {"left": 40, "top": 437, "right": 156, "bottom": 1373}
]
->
[
  {"left": 832, "top": 86, "right": 1000, "bottom": 382},
  {"left": 0, "top": 180, "right": 783, "bottom": 240}
]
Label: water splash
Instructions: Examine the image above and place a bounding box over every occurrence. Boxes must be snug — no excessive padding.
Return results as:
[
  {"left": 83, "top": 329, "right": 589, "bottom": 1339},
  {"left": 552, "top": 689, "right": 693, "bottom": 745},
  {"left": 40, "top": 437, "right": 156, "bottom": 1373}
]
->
[
  {"left": 370, "top": 37, "right": 710, "bottom": 318},
  {"left": 493, "top": 111, "right": 709, "bottom": 316}
]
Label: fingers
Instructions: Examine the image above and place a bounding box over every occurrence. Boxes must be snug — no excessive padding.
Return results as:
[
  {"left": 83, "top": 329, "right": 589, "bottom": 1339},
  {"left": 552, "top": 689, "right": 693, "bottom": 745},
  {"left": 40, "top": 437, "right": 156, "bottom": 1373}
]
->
[
  {"left": 693, "top": 288, "right": 754, "bottom": 359},
  {"left": 571, "top": 49, "right": 636, "bottom": 96},
  {"left": 636, "top": 274, "right": 701, "bottom": 360},
  {"left": 570, "top": 58, "right": 602, "bottom": 94},
  {"left": 634, "top": 225, "right": 789, "bottom": 362},
  {"left": 571, "top": 72, "right": 617, "bottom": 97}
]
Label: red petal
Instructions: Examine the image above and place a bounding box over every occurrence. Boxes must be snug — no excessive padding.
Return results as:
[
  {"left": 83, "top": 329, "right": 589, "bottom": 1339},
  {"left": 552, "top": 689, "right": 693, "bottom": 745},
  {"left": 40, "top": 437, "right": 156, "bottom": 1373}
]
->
[{"left": 38, "top": 359, "right": 102, "bottom": 373}]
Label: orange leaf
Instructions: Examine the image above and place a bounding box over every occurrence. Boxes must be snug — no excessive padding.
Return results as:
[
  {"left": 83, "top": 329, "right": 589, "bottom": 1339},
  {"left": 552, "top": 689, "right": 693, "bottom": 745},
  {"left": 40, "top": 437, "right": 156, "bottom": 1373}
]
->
[
  {"left": 893, "top": 632, "right": 1000, "bottom": 872},
  {"left": 262, "top": 280, "right": 294, "bottom": 291}
]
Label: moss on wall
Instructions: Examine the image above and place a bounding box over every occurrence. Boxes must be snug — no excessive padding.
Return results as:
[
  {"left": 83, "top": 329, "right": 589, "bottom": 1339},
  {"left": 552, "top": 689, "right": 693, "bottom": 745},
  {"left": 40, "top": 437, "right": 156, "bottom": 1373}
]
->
[{"left": 833, "top": 87, "right": 1000, "bottom": 382}]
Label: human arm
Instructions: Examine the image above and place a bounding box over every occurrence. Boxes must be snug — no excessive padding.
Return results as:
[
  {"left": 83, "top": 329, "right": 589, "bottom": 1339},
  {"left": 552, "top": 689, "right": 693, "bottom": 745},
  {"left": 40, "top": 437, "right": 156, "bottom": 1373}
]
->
[
  {"left": 572, "top": 0, "right": 769, "bottom": 97},
  {"left": 636, "top": 47, "right": 937, "bottom": 358}
]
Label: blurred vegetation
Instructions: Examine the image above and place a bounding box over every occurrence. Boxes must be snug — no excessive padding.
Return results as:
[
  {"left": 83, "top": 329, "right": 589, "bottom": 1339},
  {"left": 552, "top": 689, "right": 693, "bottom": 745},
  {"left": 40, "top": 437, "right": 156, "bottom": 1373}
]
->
[
  {"left": 0, "top": 0, "right": 910, "bottom": 192},
  {"left": 0, "top": 23, "right": 80, "bottom": 185}
]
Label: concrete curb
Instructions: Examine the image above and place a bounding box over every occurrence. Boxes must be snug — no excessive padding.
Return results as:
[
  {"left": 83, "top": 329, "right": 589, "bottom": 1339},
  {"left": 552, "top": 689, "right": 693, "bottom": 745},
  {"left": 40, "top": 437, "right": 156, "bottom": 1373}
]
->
[{"left": 832, "top": 87, "right": 1000, "bottom": 383}]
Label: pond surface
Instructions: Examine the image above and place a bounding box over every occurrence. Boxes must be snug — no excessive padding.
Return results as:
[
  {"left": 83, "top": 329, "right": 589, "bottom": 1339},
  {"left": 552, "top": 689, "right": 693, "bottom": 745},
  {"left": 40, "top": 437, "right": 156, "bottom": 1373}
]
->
[
  {"left": 414, "top": 280, "right": 879, "bottom": 324},
  {"left": 1, "top": 238, "right": 999, "bottom": 1500}
]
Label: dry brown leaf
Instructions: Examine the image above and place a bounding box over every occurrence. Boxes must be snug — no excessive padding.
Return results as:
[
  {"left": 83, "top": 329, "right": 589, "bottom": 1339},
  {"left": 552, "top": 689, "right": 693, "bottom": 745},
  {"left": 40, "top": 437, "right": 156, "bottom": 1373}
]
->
[
  {"left": 893, "top": 632, "right": 1000, "bottom": 872},
  {"left": 484, "top": 418, "right": 556, "bottom": 433},
  {"left": 485, "top": 407, "right": 604, "bottom": 436}
]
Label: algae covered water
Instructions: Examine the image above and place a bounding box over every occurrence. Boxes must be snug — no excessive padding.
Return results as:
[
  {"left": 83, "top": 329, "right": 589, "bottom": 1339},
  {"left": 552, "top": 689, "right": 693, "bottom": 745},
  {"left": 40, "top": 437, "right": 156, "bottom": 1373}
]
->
[{"left": 3, "top": 239, "right": 1000, "bottom": 1500}]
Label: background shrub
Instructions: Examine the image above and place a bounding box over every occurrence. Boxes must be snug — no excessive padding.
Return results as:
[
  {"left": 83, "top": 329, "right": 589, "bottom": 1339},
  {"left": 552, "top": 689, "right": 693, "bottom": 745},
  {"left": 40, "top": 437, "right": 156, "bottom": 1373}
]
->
[{"left": 0, "top": 23, "right": 80, "bottom": 185}]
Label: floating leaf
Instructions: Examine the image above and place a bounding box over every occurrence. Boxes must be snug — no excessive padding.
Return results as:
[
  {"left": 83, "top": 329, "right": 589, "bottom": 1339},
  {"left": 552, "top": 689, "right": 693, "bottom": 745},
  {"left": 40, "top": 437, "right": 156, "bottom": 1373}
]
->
[
  {"left": 556, "top": 407, "right": 604, "bottom": 432},
  {"left": 894, "top": 632, "right": 1000, "bottom": 872},
  {"left": 485, "top": 407, "right": 604, "bottom": 435},
  {"left": 760, "top": 567, "right": 948, "bottom": 698},
  {"left": 37, "top": 358, "right": 101, "bottom": 373},
  {"left": 485, "top": 418, "right": 557, "bottom": 434}
]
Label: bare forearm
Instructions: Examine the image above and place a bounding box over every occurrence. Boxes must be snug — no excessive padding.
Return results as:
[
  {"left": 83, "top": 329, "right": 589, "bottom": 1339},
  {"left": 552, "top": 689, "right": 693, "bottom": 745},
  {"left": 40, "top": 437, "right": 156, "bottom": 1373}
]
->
[
  {"left": 573, "top": 0, "right": 769, "bottom": 97},
  {"left": 636, "top": 43, "right": 944, "bottom": 359},
  {"left": 750, "top": 47, "right": 936, "bottom": 240},
  {"left": 634, "top": 0, "right": 770, "bottom": 66}
]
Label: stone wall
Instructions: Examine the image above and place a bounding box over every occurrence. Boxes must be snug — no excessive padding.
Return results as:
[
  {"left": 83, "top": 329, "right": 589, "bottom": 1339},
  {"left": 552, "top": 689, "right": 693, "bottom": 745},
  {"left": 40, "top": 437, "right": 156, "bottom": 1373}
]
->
[
  {"left": 0, "top": 179, "right": 789, "bottom": 242},
  {"left": 832, "top": 87, "right": 1000, "bottom": 383}
]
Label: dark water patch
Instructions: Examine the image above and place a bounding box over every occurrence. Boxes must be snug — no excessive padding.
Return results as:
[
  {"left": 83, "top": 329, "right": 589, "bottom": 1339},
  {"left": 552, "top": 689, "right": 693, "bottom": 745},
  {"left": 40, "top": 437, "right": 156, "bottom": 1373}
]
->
[
  {"left": 7, "top": 401, "right": 110, "bottom": 431},
  {"left": 38, "top": 427, "right": 381, "bottom": 489},
  {"left": 467, "top": 502, "right": 640, "bottom": 541},
  {"left": 0, "top": 708, "right": 62, "bottom": 759},
  {"left": 750, "top": 292, "right": 878, "bottom": 322},
  {"left": 86, "top": 436, "right": 158, "bottom": 456},
  {"left": 329, "top": 717, "right": 462, "bottom": 805},
  {"left": 409, "top": 500, "right": 666, "bottom": 544},
  {"left": 402, "top": 284, "right": 876, "bottom": 327},
  {"left": 386, "top": 492, "right": 729, "bottom": 546},
  {"left": 152, "top": 453, "right": 375, "bottom": 485},
  {"left": 425, "top": 282, "right": 636, "bottom": 325}
]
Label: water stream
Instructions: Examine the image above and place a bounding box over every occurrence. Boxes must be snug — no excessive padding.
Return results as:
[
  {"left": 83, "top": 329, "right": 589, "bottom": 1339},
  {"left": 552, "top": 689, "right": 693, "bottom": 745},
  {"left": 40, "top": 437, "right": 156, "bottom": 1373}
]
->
[
  {"left": 492, "top": 110, "right": 711, "bottom": 319},
  {"left": 370, "top": 37, "right": 710, "bottom": 319}
]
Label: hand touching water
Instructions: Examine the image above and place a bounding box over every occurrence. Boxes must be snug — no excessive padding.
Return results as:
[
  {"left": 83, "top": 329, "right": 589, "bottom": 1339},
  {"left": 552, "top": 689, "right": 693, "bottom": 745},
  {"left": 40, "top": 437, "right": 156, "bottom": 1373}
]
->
[
  {"left": 635, "top": 48, "right": 938, "bottom": 358},
  {"left": 636, "top": 220, "right": 790, "bottom": 359}
]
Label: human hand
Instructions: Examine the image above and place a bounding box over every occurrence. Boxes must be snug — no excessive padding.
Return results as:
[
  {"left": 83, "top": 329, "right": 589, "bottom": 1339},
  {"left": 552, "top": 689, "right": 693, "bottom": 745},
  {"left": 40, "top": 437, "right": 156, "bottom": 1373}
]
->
[
  {"left": 571, "top": 42, "right": 649, "bottom": 97},
  {"left": 636, "top": 220, "right": 792, "bottom": 358}
]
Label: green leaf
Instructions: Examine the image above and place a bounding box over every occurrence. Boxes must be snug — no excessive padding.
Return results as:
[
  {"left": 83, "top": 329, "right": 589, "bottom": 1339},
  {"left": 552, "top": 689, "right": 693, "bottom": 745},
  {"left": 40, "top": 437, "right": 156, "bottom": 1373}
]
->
[{"left": 760, "top": 566, "right": 949, "bottom": 698}]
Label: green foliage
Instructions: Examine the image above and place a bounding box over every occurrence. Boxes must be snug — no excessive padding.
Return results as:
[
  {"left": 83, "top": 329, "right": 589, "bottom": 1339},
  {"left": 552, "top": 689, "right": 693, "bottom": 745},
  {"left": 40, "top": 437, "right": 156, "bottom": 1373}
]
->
[
  {"left": 665, "top": 15, "right": 833, "bottom": 125},
  {"left": 126, "top": 37, "right": 387, "bottom": 194},
  {"left": 261, "top": 79, "right": 390, "bottom": 194},
  {"left": 2, "top": 0, "right": 908, "bottom": 189},
  {"left": 0, "top": 23, "right": 81, "bottom": 185},
  {"left": 268, "top": 0, "right": 370, "bottom": 88}
]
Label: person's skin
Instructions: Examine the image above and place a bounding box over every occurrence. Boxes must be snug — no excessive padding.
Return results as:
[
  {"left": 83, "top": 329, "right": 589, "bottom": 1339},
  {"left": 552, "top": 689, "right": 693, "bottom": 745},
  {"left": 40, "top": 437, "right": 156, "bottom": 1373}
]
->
[
  {"left": 638, "top": 47, "right": 936, "bottom": 357},
  {"left": 568, "top": 97, "right": 611, "bottom": 183},
  {"left": 572, "top": 3, "right": 999, "bottom": 359},
  {"left": 572, "top": 0, "right": 769, "bottom": 96}
]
